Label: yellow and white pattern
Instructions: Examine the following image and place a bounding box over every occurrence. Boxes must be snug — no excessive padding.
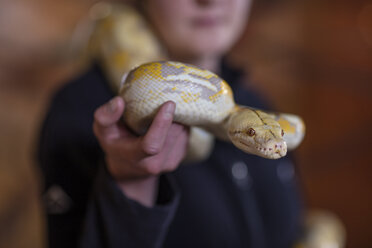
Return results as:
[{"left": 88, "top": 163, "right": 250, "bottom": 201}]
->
[
  {"left": 89, "top": 2, "right": 166, "bottom": 92},
  {"left": 120, "top": 61, "right": 305, "bottom": 160}
]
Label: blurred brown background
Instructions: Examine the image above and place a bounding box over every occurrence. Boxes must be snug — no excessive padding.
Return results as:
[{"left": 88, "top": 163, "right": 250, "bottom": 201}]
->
[{"left": 0, "top": 0, "right": 371, "bottom": 247}]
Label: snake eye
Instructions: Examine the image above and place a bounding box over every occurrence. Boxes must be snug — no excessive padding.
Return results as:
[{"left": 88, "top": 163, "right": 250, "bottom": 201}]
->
[
  {"left": 281, "top": 129, "right": 285, "bottom": 137},
  {"left": 247, "top": 128, "right": 256, "bottom": 137}
]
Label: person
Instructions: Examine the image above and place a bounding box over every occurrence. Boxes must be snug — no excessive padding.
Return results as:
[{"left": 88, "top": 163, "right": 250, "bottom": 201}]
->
[{"left": 38, "top": 0, "right": 303, "bottom": 247}]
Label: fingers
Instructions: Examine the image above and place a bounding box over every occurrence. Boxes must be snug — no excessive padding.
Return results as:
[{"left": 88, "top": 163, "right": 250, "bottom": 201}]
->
[
  {"left": 93, "top": 98, "right": 188, "bottom": 180},
  {"left": 140, "top": 101, "right": 176, "bottom": 156},
  {"left": 93, "top": 96, "right": 125, "bottom": 142}
]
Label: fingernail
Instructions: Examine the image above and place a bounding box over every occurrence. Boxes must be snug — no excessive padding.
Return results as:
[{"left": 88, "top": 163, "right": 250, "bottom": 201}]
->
[
  {"left": 164, "top": 102, "right": 175, "bottom": 118},
  {"left": 106, "top": 98, "right": 117, "bottom": 113}
]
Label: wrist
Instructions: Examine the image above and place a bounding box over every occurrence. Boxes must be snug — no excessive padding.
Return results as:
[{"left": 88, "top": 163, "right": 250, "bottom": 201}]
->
[{"left": 117, "top": 176, "right": 159, "bottom": 207}]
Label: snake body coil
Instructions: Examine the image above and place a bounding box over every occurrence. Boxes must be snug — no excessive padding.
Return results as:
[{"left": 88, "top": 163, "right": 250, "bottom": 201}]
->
[{"left": 119, "top": 61, "right": 305, "bottom": 159}]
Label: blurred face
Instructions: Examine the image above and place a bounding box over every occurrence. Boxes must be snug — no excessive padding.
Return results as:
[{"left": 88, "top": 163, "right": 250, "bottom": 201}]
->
[{"left": 144, "top": 0, "right": 252, "bottom": 61}]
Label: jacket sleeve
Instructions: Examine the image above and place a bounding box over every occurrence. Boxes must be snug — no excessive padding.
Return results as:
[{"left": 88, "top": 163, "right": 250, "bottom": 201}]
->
[{"left": 79, "top": 166, "right": 180, "bottom": 248}]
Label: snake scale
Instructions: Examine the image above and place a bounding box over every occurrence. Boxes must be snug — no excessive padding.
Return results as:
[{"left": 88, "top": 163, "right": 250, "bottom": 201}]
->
[{"left": 119, "top": 61, "right": 305, "bottom": 159}]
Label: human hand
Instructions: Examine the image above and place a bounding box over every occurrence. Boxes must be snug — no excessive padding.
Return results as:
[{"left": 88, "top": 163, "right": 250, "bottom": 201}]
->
[{"left": 93, "top": 97, "right": 189, "bottom": 206}]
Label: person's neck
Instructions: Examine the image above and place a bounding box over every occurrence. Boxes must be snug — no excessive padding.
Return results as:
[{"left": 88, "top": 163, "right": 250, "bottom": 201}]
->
[
  {"left": 170, "top": 54, "right": 221, "bottom": 74},
  {"left": 193, "top": 56, "right": 220, "bottom": 74}
]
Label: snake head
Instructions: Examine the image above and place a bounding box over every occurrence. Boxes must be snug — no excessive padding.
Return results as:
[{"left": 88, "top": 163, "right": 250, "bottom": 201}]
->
[{"left": 227, "top": 108, "right": 287, "bottom": 159}]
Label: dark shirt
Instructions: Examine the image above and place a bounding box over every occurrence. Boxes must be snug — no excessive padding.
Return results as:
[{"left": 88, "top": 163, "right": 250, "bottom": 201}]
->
[{"left": 38, "top": 62, "right": 302, "bottom": 248}]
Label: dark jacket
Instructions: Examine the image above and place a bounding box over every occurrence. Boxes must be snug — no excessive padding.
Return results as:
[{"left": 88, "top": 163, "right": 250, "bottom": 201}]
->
[{"left": 38, "top": 62, "right": 302, "bottom": 248}]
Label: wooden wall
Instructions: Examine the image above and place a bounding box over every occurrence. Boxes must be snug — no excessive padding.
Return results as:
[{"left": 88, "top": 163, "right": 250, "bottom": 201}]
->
[
  {"left": 0, "top": 1, "right": 93, "bottom": 247},
  {"left": 232, "top": 1, "right": 372, "bottom": 247}
]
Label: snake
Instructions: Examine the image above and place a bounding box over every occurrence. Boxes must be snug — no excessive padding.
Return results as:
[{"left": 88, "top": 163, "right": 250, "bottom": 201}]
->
[{"left": 119, "top": 61, "right": 305, "bottom": 160}]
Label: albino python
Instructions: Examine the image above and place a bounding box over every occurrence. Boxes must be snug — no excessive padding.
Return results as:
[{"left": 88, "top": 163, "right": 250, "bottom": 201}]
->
[{"left": 119, "top": 61, "right": 305, "bottom": 160}]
